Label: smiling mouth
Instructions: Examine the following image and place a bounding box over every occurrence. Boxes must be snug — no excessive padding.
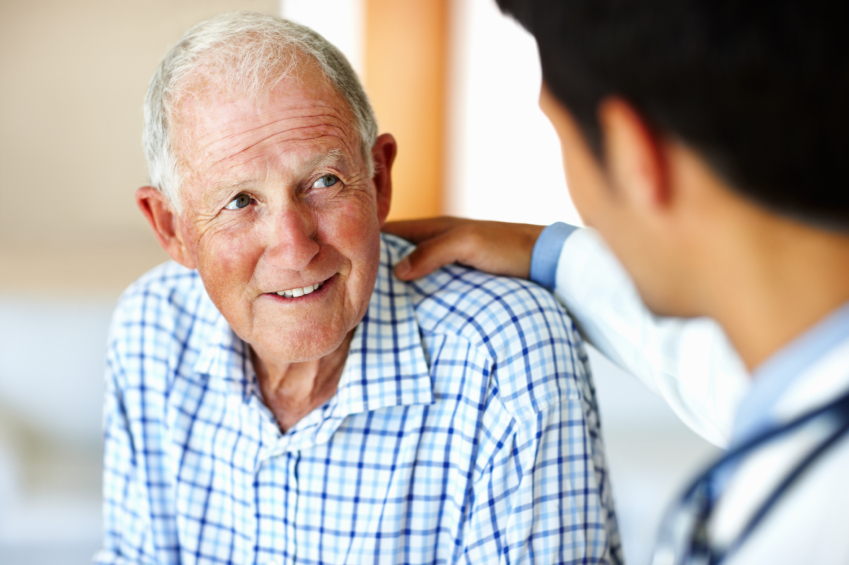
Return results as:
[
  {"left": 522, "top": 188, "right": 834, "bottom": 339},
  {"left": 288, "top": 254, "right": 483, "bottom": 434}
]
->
[{"left": 274, "top": 278, "right": 328, "bottom": 298}]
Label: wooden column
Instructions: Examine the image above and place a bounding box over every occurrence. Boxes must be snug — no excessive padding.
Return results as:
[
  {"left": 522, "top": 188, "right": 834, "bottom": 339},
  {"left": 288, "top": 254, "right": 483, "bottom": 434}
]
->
[{"left": 364, "top": 0, "right": 448, "bottom": 220}]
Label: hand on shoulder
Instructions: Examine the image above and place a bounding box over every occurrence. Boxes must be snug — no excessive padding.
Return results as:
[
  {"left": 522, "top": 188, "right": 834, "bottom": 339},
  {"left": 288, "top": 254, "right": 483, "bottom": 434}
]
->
[{"left": 383, "top": 216, "right": 544, "bottom": 281}]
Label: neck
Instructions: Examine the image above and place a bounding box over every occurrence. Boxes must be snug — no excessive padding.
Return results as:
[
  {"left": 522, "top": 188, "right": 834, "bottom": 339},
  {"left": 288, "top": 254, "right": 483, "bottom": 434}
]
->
[
  {"left": 251, "top": 330, "right": 354, "bottom": 432},
  {"left": 704, "top": 213, "right": 849, "bottom": 373}
]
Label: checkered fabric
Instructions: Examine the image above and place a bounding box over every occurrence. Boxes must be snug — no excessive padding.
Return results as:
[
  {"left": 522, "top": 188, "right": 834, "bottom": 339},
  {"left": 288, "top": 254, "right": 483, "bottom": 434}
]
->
[{"left": 95, "top": 233, "right": 622, "bottom": 565}]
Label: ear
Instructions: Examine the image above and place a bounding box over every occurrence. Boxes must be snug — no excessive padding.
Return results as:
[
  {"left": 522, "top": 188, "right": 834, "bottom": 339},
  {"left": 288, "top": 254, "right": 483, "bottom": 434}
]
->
[
  {"left": 135, "top": 186, "right": 197, "bottom": 269},
  {"left": 598, "top": 98, "right": 669, "bottom": 212},
  {"left": 370, "top": 133, "right": 397, "bottom": 226}
]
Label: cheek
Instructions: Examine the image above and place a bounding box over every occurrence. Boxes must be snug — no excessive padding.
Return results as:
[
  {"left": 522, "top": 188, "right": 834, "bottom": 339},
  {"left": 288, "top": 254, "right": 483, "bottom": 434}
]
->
[
  {"left": 319, "top": 202, "right": 382, "bottom": 319},
  {"left": 561, "top": 146, "right": 598, "bottom": 223},
  {"left": 320, "top": 197, "right": 382, "bottom": 260},
  {"left": 560, "top": 138, "right": 613, "bottom": 229},
  {"left": 197, "top": 226, "right": 263, "bottom": 296}
]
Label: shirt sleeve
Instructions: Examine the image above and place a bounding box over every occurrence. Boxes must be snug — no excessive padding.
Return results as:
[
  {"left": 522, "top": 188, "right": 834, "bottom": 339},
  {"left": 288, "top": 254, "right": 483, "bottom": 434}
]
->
[
  {"left": 93, "top": 324, "right": 158, "bottom": 564},
  {"left": 461, "top": 399, "right": 620, "bottom": 564},
  {"left": 532, "top": 226, "right": 749, "bottom": 446},
  {"left": 457, "top": 285, "right": 621, "bottom": 564},
  {"left": 529, "top": 222, "right": 579, "bottom": 291}
]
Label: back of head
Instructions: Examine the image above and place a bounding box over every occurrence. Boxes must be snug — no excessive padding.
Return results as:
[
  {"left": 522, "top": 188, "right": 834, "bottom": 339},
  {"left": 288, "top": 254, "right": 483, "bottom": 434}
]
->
[
  {"left": 144, "top": 11, "right": 377, "bottom": 210},
  {"left": 498, "top": 0, "right": 849, "bottom": 229}
]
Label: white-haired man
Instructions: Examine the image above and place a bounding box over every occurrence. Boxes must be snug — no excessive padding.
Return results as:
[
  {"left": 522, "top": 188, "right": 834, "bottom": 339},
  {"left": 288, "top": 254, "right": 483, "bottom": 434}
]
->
[{"left": 96, "top": 12, "right": 621, "bottom": 564}]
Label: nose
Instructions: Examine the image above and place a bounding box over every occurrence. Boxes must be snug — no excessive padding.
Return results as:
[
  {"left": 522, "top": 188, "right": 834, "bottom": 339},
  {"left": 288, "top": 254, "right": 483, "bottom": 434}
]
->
[{"left": 262, "top": 202, "right": 320, "bottom": 271}]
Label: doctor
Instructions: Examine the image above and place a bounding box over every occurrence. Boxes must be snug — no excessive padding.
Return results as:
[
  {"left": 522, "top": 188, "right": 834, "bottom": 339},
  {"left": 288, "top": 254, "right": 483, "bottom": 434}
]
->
[{"left": 386, "top": 0, "right": 849, "bottom": 563}]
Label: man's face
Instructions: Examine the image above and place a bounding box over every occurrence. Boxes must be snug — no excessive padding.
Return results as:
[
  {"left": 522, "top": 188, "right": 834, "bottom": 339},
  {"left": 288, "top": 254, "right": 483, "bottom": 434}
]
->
[{"left": 170, "top": 65, "right": 390, "bottom": 366}]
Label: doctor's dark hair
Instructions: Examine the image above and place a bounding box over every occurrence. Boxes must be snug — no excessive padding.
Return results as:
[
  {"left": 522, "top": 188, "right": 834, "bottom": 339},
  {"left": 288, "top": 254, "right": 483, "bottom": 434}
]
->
[{"left": 496, "top": 0, "right": 849, "bottom": 229}]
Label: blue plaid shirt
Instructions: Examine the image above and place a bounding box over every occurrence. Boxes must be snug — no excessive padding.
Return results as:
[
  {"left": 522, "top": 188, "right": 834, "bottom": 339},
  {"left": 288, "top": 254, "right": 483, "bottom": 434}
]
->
[{"left": 96, "top": 234, "right": 621, "bottom": 565}]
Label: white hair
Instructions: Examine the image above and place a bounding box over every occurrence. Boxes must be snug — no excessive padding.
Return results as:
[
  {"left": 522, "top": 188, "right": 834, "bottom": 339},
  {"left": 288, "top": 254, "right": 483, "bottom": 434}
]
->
[{"left": 143, "top": 11, "right": 378, "bottom": 211}]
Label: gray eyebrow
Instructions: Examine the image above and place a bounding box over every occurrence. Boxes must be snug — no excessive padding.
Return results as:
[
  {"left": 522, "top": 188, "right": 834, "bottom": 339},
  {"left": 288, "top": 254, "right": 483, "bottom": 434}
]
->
[
  {"left": 302, "top": 148, "right": 346, "bottom": 171},
  {"left": 204, "top": 179, "right": 255, "bottom": 203}
]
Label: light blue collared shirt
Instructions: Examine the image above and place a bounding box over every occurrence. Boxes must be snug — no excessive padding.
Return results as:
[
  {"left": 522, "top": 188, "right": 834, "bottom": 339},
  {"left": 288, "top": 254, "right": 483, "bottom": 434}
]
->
[{"left": 98, "top": 232, "right": 623, "bottom": 564}]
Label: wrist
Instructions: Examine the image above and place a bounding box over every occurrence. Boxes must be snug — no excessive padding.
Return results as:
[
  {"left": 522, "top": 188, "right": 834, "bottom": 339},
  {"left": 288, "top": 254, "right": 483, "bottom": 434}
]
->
[{"left": 530, "top": 222, "right": 579, "bottom": 290}]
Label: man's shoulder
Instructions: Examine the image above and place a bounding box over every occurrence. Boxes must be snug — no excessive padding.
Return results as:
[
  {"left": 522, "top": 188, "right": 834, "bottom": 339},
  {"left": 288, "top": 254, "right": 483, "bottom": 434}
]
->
[
  {"left": 108, "top": 261, "right": 221, "bottom": 365},
  {"left": 383, "top": 234, "right": 589, "bottom": 420},
  {"left": 121, "top": 260, "right": 203, "bottom": 299},
  {"left": 384, "top": 234, "right": 577, "bottom": 349},
  {"left": 113, "top": 261, "right": 211, "bottom": 323}
]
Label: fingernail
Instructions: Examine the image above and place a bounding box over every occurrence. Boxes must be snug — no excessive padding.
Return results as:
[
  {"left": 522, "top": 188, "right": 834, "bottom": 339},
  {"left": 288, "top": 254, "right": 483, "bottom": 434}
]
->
[{"left": 395, "top": 256, "right": 411, "bottom": 278}]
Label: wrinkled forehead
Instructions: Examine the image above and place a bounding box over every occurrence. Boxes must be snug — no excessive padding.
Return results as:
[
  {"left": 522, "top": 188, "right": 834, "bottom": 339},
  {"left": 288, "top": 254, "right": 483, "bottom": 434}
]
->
[
  {"left": 170, "top": 61, "right": 363, "bottom": 181},
  {"left": 172, "top": 53, "right": 355, "bottom": 134}
]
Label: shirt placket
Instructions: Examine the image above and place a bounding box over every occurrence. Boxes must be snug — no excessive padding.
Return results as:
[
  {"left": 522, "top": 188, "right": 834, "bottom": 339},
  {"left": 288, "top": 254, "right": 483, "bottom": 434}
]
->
[
  {"left": 286, "top": 451, "right": 300, "bottom": 563},
  {"left": 255, "top": 441, "right": 302, "bottom": 565}
]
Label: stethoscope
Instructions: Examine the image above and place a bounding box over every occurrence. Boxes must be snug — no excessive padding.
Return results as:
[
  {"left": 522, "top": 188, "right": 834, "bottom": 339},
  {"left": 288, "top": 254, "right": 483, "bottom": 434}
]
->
[{"left": 651, "top": 386, "right": 849, "bottom": 565}]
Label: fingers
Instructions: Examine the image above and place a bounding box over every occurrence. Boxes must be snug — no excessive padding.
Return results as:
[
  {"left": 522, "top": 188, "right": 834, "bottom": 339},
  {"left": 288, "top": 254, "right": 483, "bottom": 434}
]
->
[
  {"left": 382, "top": 216, "right": 461, "bottom": 243},
  {"left": 389, "top": 218, "right": 546, "bottom": 281},
  {"left": 394, "top": 231, "right": 467, "bottom": 280}
]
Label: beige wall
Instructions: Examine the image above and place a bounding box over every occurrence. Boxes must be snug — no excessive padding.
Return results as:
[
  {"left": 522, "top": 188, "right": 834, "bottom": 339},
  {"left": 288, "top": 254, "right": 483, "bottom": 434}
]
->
[{"left": 0, "top": 0, "right": 278, "bottom": 295}]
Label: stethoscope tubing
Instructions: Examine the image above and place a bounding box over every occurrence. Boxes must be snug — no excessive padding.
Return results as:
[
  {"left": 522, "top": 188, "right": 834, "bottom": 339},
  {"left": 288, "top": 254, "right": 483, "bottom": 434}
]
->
[{"left": 654, "top": 386, "right": 849, "bottom": 565}]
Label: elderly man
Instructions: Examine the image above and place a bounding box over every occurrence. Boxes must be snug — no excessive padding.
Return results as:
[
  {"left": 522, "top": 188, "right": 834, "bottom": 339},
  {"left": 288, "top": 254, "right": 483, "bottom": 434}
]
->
[{"left": 96, "top": 12, "right": 619, "bottom": 564}]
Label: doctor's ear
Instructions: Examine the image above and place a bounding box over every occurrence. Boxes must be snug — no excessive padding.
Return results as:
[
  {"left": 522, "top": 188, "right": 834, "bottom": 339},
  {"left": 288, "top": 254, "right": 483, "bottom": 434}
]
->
[
  {"left": 136, "top": 186, "right": 197, "bottom": 269},
  {"left": 598, "top": 98, "right": 670, "bottom": 212},
  {"left": 370, "top": 133, "right": 397, "bottom": 226}
]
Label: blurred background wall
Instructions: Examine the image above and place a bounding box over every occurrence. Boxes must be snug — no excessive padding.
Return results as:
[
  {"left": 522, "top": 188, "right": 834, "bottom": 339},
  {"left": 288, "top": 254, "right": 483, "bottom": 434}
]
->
[{"left": 0, "top": 1, "right": 716, "bottom": 563}]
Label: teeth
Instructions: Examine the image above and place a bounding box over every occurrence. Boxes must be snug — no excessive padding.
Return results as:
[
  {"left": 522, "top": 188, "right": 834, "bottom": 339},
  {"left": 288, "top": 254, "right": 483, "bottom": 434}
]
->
[{"left": 276, "top": 281, "right": 324, "bottom": 298}]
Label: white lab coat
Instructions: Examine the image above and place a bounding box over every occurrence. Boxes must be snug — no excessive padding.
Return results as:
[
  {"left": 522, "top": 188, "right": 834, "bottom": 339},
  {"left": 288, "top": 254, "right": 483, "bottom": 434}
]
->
[
  {"left": 554, "top": 228, "right": 749, "bottom": 446},
  {"left": 554, "top": 228, "right": 849, "bottom": 564},
  {"left": 715, "top": 336, "right": 849, "bottom": 565}
]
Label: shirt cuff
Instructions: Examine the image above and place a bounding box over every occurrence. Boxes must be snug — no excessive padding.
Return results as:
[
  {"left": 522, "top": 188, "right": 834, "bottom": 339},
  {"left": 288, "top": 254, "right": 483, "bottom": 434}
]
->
[{"left": 529, "top": 222, "right": 579, "bottom": 290}]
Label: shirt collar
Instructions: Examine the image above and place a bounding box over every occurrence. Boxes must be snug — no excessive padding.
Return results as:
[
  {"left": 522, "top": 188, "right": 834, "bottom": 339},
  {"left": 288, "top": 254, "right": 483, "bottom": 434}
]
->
[
  {"left": 192, "top": 235, "right": 433, "bottom": 423},
  {"left": 192, "top": 295, "right": 257, "bottom": 401},
  {"left": 731, "top": 300, "right": 849, "bottom": 447}
]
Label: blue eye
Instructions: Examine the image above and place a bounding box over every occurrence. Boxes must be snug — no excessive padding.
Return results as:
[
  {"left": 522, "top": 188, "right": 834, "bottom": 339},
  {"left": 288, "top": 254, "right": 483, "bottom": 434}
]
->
[
  {"left": 224, "top": 193, "right": 252, "bottom": 210},
  {"left": 312, "top": 174, "right": 339, "bottom": 189}
]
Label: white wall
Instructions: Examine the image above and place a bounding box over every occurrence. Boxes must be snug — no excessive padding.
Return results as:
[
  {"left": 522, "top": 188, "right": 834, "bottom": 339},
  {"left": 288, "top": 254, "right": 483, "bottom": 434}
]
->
[
  {"left": 0, "top": 297, "right": 112, "bottom": 563},
  {"left": 445, "top": 0, "right": 582, "bottom": 227}
]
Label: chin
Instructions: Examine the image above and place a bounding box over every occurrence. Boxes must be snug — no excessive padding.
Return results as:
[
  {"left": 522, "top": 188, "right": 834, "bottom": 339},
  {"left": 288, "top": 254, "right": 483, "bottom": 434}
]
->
[{"left": 257, "top": 327, "right": 350, "bottom": 364}]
